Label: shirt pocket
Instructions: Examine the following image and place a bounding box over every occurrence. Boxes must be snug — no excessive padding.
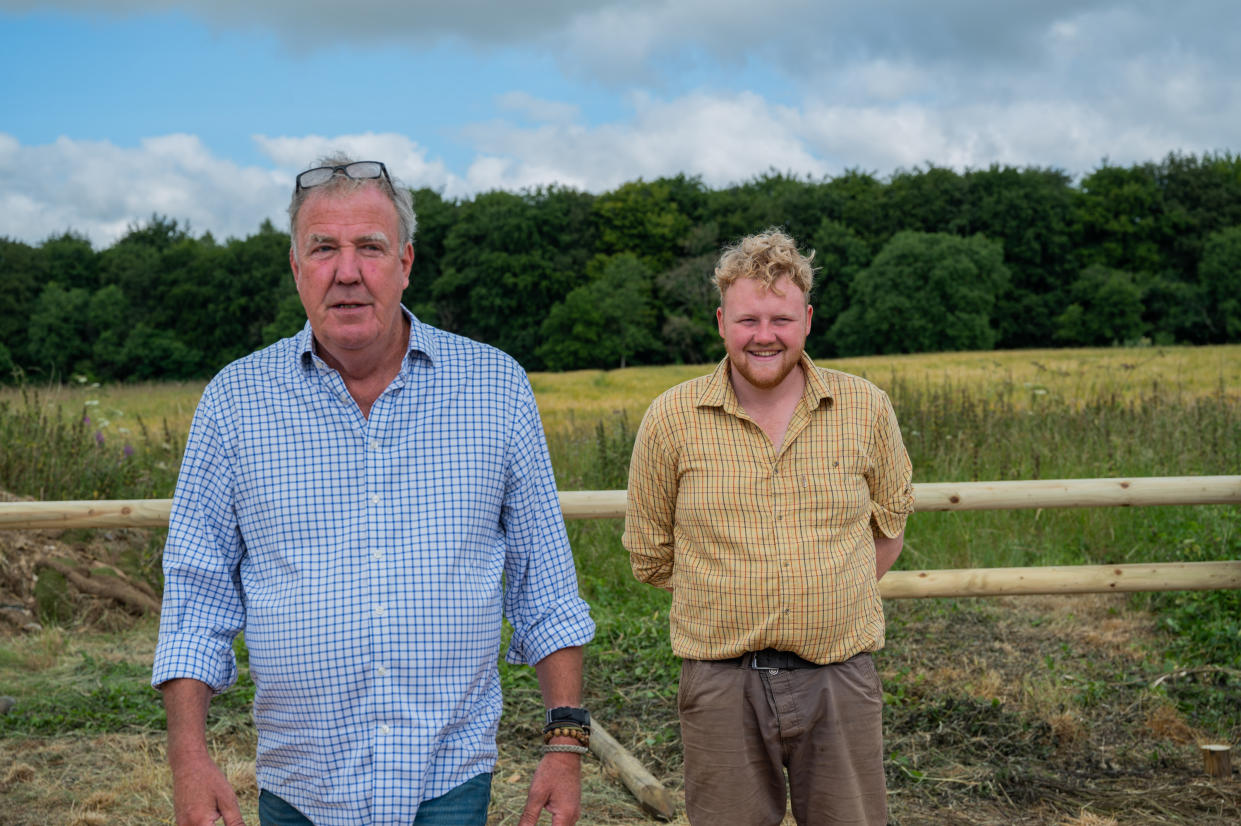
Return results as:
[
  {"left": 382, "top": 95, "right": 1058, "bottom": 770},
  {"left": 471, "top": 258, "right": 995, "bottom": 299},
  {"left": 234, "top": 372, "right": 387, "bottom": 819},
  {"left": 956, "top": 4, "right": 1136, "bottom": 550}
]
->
[{"left": 800, "top": 449, "right": 870, "bottom": 532}]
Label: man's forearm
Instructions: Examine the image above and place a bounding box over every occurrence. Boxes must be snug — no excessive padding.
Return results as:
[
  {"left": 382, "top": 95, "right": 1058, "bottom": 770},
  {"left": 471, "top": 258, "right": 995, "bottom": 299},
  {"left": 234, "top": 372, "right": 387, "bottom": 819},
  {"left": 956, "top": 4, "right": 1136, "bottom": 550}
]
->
[
  {"left": 161, "top": 678, "right": 215, "bottom": 765},
  {"left": 875, "top": 532, "right": 904, "bottom": 579},
  {"left": 534, "top": 646, "right": 584, "bottom": 708}
]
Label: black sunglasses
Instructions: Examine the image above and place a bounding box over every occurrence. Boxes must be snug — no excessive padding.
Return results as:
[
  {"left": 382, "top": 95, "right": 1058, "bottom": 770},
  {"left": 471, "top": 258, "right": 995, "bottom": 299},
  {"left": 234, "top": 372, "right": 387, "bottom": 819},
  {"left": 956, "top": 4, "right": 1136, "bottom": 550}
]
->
[{"left": 295, "top": 161, "right": 392, "bottom": 191}]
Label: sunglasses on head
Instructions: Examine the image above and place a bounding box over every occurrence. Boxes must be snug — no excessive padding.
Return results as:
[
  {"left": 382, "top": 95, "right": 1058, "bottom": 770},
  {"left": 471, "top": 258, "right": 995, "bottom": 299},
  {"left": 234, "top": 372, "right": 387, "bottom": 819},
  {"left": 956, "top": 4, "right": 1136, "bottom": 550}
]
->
[{"left": 295, "top": 161, "right": 392, "bottom": 191}]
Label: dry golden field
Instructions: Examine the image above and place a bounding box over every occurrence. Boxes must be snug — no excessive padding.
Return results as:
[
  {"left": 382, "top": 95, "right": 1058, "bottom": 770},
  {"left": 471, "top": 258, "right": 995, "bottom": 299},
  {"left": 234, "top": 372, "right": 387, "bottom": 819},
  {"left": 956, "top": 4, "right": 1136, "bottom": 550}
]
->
[{"left": 6, "top": 344, "right": 1239, "bottom": 438}]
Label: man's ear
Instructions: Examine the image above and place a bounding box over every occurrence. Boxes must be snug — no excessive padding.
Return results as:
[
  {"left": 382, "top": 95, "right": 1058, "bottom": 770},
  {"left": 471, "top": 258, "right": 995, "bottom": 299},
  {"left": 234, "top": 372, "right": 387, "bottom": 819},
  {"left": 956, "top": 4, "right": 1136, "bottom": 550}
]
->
[
  {"left": 289, "top": 246, "right": 300, "bottom": 283},
  {"left": 401, "top": 243, "right": 414, "bottom": 290}
]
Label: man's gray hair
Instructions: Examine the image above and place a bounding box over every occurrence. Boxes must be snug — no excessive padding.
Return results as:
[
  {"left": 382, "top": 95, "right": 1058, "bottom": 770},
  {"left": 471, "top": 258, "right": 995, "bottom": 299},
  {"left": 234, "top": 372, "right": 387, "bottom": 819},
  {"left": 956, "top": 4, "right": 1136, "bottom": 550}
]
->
[{"left": 288, "top": 152, "right": 417, "bottom": 256}]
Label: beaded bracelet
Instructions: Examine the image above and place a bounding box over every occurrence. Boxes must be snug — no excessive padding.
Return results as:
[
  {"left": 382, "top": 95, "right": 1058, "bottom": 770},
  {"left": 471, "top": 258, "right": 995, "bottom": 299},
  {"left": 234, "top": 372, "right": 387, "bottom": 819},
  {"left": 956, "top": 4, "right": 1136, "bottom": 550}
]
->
[
  {"left": 543, "top": 744, "right": 589, "bottom": 755},
  {"left": 542, "top": 725, "right": 590, "bottom": 746}
]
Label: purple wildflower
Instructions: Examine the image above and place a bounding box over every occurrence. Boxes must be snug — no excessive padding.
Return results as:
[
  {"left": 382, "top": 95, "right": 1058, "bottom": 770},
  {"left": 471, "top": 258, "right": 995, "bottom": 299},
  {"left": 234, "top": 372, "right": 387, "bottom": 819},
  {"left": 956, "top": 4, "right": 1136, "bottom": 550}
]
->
[
  {"left": 95, "top": 430, "right": 105, "bottom": 447},
  {"left": 123, "top": 443, "right": 134, "bottom": 458}
]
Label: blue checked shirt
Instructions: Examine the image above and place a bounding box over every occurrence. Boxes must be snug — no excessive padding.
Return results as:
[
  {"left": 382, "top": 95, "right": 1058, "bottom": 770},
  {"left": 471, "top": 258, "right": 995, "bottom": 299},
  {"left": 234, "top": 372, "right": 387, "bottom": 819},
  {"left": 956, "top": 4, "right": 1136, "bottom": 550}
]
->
[{"left": 152, "top": 311, "right": 595, "bottom": 826}]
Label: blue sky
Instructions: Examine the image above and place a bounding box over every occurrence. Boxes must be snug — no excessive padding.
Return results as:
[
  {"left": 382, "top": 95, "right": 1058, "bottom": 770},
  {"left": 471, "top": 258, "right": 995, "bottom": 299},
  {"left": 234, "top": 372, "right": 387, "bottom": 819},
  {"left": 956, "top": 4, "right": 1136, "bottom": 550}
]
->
[{"left": 2, "top": 1, "right": 1239, "bottom": 247}]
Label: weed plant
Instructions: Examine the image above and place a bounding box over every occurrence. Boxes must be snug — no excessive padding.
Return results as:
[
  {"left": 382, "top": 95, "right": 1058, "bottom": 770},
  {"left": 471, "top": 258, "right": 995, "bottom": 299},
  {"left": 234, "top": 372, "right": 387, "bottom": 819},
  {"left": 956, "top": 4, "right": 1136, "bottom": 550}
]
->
[{"left": 0, "top": 388, "right": 183, "bottom": 501}]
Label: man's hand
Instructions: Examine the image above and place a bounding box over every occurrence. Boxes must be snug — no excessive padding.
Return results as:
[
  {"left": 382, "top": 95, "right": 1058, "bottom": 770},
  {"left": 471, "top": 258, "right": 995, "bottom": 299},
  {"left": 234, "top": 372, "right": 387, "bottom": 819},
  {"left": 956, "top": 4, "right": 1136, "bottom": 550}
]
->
[
  {"left": 171, "top": 752, "right": 245, "bottom": 826},
  {"left": 518, "top": 751, "right": 582, "bottom": 826}
]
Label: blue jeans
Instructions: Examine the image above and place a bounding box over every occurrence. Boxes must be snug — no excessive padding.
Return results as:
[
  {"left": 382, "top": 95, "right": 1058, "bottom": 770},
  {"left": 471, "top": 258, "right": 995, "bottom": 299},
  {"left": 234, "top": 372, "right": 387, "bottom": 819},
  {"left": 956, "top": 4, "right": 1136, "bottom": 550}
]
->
[{"left": 258, "top": 773, "right": 492, "bottom": 826}]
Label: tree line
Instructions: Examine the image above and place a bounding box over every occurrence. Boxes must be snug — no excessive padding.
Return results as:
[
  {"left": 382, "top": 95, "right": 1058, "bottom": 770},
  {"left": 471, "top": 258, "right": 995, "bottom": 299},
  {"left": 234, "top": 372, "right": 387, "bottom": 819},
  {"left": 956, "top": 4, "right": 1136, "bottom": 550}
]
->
[{"left": 3, "top": 151, "right": 1240, "bottom": 382}]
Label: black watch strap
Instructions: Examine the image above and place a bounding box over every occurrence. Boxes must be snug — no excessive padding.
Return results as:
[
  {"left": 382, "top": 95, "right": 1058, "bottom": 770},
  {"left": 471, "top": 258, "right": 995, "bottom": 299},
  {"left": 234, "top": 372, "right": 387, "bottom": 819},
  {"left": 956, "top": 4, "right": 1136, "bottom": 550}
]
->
[{"left": 545, "top": 706, "right": 591, "bottom": 729}]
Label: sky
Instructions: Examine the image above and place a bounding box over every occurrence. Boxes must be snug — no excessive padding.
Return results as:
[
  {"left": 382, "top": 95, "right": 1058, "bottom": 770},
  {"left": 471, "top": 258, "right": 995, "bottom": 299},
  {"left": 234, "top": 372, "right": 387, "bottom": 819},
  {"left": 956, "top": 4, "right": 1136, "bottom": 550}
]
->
[{"left": 2, "top": 0, "right": 1239, "bottom": 248}]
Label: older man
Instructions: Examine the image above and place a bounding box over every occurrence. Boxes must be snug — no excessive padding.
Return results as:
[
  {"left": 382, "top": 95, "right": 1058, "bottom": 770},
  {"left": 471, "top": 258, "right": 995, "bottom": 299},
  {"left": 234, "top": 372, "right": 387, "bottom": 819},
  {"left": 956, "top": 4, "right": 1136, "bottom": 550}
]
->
[
  {"left": 624, "top": 229, "right": 913, "bottom": 825},
  {"left": 153, "top": 157, "right": 595, "bottom": 826}
]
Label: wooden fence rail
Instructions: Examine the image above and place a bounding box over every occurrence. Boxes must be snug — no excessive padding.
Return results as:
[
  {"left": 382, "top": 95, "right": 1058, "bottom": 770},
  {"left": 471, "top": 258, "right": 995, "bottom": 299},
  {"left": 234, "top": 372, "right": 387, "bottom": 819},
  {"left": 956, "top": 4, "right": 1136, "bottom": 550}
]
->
[
  {"left": 3, "top": 475, "right": 1238, "bottom": 598},
  {"left": 3, "top": 476, "right": 1237, "bottom": 529}
]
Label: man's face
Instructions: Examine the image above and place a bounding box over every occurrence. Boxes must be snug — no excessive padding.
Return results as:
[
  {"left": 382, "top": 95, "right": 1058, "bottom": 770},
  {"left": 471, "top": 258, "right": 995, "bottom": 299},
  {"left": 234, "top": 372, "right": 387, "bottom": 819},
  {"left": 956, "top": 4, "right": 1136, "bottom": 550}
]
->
[
  {"left": 290, "top": 184, "right": 413, "bottom": 366},
  {"left": 716, "top": 276, "right": 812, "bottom": 393}
]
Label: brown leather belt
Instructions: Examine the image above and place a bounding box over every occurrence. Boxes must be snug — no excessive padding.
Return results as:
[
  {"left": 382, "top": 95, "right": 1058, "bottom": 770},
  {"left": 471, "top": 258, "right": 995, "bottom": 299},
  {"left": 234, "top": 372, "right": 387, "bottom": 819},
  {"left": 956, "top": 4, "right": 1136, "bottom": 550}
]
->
[{"left": 714, "top": 648, "right": 822, "bottom": 670}]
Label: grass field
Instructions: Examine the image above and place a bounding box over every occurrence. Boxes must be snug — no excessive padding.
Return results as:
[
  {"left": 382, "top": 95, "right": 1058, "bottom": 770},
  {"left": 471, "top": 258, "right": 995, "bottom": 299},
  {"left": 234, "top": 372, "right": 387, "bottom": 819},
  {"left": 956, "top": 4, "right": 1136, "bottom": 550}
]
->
[
  {"left": 4, "top": 343, "right": 1238, "bottom": 440},
  {"left": 2, "top": 344, "right": 1239, "bottom": 824}
]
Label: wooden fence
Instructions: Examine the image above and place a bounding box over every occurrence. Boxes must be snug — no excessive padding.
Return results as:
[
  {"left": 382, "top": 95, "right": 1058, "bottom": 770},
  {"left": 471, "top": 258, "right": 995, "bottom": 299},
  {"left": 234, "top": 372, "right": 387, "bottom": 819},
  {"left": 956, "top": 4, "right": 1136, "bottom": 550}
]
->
[{"left": 2, "top": 475, "right": 1239, "bottom": 599}]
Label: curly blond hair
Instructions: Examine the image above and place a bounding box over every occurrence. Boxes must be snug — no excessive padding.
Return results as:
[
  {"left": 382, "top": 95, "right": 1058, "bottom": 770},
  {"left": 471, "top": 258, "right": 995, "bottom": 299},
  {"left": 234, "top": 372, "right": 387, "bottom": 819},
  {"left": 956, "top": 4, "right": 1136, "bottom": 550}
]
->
[{"left": 713, "top": 228, "right": 815, "bottom": 302}]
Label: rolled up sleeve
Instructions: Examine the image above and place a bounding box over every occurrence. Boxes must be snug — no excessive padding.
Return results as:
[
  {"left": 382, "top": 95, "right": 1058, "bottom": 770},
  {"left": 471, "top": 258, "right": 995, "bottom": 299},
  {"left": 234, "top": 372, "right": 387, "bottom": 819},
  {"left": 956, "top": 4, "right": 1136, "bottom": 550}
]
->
[
  {"left": 151, "top": 389, "right": 246, "bottom": 694},
  {"left": 501, "top": 380, "right": 595, "bottom": 666},
  {"left": 866, "top": 391, "right": 914, "bottom": 539}
]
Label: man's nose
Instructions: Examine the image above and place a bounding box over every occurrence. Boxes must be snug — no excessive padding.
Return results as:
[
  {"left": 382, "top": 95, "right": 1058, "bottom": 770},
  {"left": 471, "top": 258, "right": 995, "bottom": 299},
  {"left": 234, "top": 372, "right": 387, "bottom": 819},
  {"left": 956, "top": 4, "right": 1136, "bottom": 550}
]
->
[{"left": 334, "top": 247, "right": 363, "bottom": 282}]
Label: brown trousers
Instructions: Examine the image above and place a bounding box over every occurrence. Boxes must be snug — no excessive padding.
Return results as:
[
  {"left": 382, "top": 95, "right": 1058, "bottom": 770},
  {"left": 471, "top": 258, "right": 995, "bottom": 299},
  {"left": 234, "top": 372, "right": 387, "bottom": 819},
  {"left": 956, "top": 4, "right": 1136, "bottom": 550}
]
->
[{"left": 678, "top": 653, "right": 887, "bottom": 826}]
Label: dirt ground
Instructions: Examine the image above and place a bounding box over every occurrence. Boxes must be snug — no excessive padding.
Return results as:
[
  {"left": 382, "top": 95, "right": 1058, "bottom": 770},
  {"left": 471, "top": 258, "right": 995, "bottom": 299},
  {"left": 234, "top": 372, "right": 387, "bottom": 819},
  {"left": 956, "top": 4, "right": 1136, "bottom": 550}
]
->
[{"left": 1, "top": 519, "right": 1238, "bottom": 825}]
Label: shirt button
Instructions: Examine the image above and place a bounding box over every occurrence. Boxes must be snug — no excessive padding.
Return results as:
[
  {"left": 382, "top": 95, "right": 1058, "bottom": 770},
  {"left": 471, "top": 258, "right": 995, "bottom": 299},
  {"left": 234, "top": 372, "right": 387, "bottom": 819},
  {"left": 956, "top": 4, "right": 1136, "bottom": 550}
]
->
[
  {"left": 371, "top": 550, "right": 383, "bottom": 561},
  {"left": 378, "top": 724, "right": 391, "bottom": 735},
  {"left": 370, "top": 493, "right": 381, "bottom": 505},
  {"left": 376, "top": 665, "right": 388, "bottom": 677},
  {"left": 368, "top": 439, "right": 379, "bottom": 451},
  {"left": 373, "top": 605, "right": 386, "bottom": 616}
]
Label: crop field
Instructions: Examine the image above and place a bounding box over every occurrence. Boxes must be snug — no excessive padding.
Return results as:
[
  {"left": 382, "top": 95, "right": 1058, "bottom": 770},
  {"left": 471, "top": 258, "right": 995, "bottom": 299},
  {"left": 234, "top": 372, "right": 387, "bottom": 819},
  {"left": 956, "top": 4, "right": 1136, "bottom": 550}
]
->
[{"left": 1, "top": 344, "right": 1239, "bottom": 824}]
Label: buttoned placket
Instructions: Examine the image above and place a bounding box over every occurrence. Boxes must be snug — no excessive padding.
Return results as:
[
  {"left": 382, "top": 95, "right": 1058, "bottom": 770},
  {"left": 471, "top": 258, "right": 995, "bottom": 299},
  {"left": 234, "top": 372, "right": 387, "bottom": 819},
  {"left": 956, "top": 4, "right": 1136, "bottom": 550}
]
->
[
  {"left": 359, "top": 371, "right": 405, "bottom": 799},
  {"left": 771, "top": 399, "right": 814, "bottom": 629}
]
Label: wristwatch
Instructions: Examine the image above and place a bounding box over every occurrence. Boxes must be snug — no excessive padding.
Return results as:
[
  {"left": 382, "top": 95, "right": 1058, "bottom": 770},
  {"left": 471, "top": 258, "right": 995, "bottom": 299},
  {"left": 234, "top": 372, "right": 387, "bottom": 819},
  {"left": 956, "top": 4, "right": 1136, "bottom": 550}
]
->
[{"left": 545, "top": 706, "right": 591, "bottom": 729}]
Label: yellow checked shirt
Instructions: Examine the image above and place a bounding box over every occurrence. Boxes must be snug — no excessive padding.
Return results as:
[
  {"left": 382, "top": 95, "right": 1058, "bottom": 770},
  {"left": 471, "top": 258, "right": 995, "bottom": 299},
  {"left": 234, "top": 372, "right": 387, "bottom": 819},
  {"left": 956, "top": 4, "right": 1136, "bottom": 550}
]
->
[{"left": 623, "top": 354, "right": 914, "bottom": 664}]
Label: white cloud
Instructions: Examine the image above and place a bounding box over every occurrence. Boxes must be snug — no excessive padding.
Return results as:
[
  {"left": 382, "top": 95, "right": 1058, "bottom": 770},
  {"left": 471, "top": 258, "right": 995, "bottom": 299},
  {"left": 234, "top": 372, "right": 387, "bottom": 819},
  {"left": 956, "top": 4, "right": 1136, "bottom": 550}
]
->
[
  {"left": 0, "top": 133, "right": 287, "bottom": 247},
  {"left": 253, "top": 132, "right": 465, "bottom": 195},
  {"left": 461, "top": 91, "right": 828, "bottom": 193}
]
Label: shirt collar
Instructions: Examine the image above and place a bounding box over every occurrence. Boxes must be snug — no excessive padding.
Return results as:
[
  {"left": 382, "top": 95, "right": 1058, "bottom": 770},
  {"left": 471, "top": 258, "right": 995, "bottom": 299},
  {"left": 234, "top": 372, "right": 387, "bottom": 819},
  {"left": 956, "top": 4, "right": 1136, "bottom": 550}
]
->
[
  {"left": 696, "top": 352, "right": 833, "bottom": 413},
  {"left": 297, "top": 305, "right": 437, "bottom": 372}
]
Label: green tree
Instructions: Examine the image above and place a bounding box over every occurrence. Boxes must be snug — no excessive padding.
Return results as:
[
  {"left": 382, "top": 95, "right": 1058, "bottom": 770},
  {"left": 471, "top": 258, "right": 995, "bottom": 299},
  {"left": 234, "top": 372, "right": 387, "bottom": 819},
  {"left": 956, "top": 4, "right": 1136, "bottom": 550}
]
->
[
  {"left": 705, "top": 172, "right": 836, "bottom": 249},
  {"left": 1074, "top": 164, "right": 1166, "bottom": 275},
  {"left": 654, "top": 253, "right": 721, "bottom": 365},
  {"left": 118, "top": 323, "right": 200, "bottom": 380},
  {"left": 808, "top": 219, "right": 871, "bottom": 357},
  {"left": 404, "top": 187, "right": 458, "bottom": 322},
  {"left": 1199, "top": 225, "right": 1241, "bottom": 341},
  {"left": 830, "top": 231, "right": 1009, "bottom": 355},
  {"left": 593, "top": 179, "right": 694, "bottom": 272},
  {"left": 961, "top": 166, "right": 1078, "bottom": 348},
  {"left": 39, "top": 231, "right": 98, "bottom": 292},
  {"left": 28, "top": 282, "right": 93, "bottom": 378},
  {"left": 87, "top": 284, "right": 131, "bottom": 379},
  {"left": 1053, "top": 266, "right": 1147, "bottom": 346},
  {"left": 262, "top": 293, "right": 309, "bottom": 344},
  {"left": 537, "top": 254, "right": 661, "bottom": 370},
  {"left": 0, "top": 237, "right": 45, "bottom": 369},
  {"left": 433, "top": 187, "right": 594, "bottom": 368},
  {"left": 880, "top": 165, "right": 970, "bottom": 237}
]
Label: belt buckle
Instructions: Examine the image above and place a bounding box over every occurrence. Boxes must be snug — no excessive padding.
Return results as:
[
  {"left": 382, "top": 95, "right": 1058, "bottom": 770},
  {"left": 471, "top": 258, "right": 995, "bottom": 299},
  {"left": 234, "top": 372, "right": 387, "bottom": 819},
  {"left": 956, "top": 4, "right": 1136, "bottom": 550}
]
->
[{"left": 748, "top": 652, "right": 779, "bottom": 675}]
